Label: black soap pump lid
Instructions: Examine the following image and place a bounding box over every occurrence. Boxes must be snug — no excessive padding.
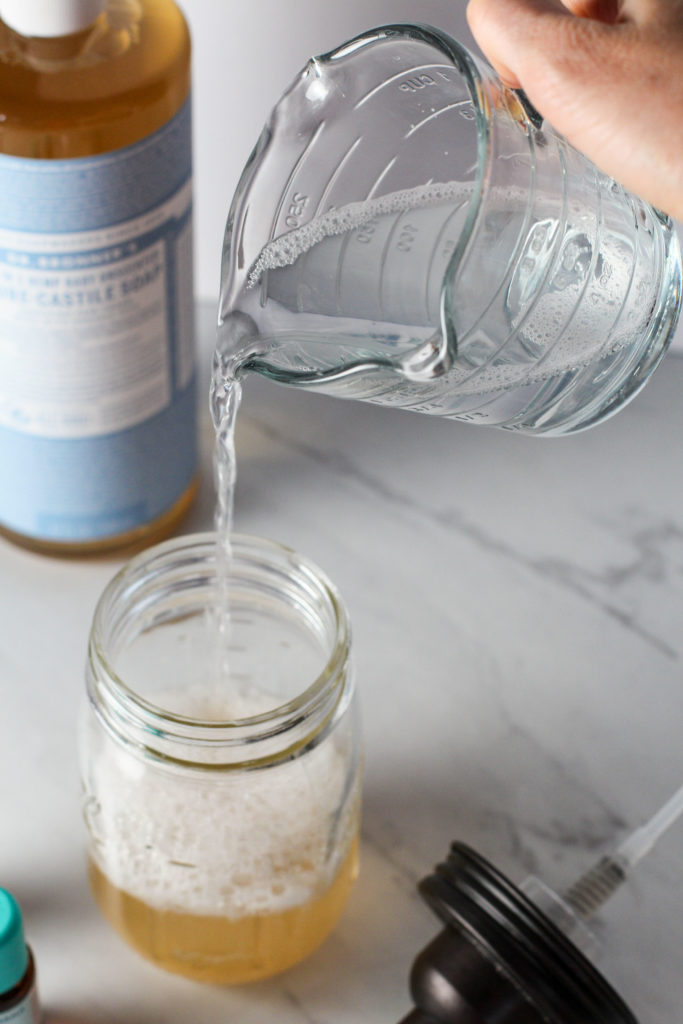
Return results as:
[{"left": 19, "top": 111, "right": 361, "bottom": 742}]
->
[{"left": 399, "top": 842, "right": 638, "bottom": 1024}]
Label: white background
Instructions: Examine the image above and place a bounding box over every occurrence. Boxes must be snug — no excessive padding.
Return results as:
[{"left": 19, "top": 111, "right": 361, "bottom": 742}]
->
[{"left": 180, "top": 0, "right": 683, "bottom": 350}]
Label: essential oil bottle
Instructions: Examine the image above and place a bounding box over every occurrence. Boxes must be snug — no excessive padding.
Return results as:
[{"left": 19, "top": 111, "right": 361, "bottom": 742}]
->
[
  {"left": 0, "top": 889, "right": 41, "bottom": 1024},
  {"left": 0, "top": 0, "right": 197, "bottom": 555}
]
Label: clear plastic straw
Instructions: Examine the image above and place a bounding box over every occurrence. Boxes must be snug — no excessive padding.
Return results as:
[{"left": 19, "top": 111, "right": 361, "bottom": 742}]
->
[
  {"left": 563, "top": 782, "right": 683, "bottom": 920},
  {"left": 615, "top": 781, "right": 683, "bottom": 869}
]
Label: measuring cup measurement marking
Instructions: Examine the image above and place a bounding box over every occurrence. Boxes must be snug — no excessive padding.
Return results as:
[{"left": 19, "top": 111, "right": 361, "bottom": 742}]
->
[
  {"left": 337, "top": 172, "right": 389, "bottom": 321},
  {"left": 521, "top": 163, "right": 604, "bottom": 393},
  {"left": 435, "top": 134, "right": 542, "bottom": 392},
  {"left": 247, "top": 182, "right": 477, "bottom": 289},
  {"left": 360, "top": 72, "right": 473, "bottom": 328},
  {"left": 452, "top": 148, "right": 613, "bottom": 396},
  {"left": 541, "top": 176, "right": 611, "bottom": 382},
  {"left": 353, "top": 62, "right": 457, "bottom": 109},
  {"left": 335, "top": 155, "right": 403, "bottom": 323},
  {"left": 565, "top": 192, "right": 662, "bottom": 409},
  {"left": 462, "top": 139, "right": 559, "bottom": 384},
  {"left": 501, "top": 177, "right": 652, "bottom": 402},
  {"left": 346, "top": 152, "right": 418, "bottom": 325},
  {"left": 405, "top": 100, "right": 471, "bottom": 139},
  {"left": 316, "top": 136, "right": 363, "bottom": 216},
  {"left": 425, "top": 199, "right": 477, "bottom": 327},
  {"left": 375, "top": 183, "right": 412, "bottom": 323},
  {"left": 261, "top": 120, "right": 327, "bottom": 308},
  {"left": 289, "top": 77, "right": 473, "bottom": 321},
  {"left": 355, "top": 72, "right": 473, "bottom": 326},
  {"left": 268, "top": 116, "right": 325, "bottom": 233},
  {"left": 519, "top": 166, "right": 649, "bottom": 400},
  {"left": 321, "top": 138, "right": 367, "bottom": 320}
]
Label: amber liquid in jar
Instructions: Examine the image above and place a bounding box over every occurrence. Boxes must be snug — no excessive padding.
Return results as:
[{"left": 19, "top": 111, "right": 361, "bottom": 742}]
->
[
  {"left": 88, "top": 838, "right": 360, "bottom": 983},
  {"left": 0, "top": 0, "right": 196, "bottom": 555}
]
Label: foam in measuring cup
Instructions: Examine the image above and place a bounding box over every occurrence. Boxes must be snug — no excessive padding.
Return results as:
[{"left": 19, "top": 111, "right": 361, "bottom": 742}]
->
[{"left": 247, "top": 180, "right": 474, "bottom": 288}]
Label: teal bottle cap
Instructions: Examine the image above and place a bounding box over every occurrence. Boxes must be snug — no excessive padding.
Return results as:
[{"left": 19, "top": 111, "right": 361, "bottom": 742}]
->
[{"left": 0, "top": 889, "right": 28, "bottom": 994}]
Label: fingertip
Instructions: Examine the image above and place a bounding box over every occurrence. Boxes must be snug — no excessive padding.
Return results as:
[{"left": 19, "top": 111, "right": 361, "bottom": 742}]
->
[{"left": 566, "top": 0, "right": 621, "bottom": 23}]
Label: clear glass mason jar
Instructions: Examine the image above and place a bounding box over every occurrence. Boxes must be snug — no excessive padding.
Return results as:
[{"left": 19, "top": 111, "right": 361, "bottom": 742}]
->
[{"left": 80, "top": 532, "right": 361, "bottom": 983}]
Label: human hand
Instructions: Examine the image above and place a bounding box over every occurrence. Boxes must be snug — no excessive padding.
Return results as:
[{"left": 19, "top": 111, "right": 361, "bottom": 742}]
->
[{"left": 466, "top": 0, "right": 683, "bottom": 219}]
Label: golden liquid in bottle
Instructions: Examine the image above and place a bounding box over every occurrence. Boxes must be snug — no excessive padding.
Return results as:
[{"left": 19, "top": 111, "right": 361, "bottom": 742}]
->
[
  {"left": 0, "top": 478, "right": 198, "bottom": 558},
  {"left": 0, "top": 0, "right": 196, "bottom": 555},
  {"left": 88, "top": 837, "right": 360, "bottom": 983}
]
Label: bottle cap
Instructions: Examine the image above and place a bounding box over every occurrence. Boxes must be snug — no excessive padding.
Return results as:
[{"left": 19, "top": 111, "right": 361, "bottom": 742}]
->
[
  {"left": 0, "top": 889, "right": 28, "bottom": 995},
  {"left": 400, "top": 842, "right": 638, "bottom": 1024},
  {"left": 0, "top": 0, "right": 106, "bottom": 38}
]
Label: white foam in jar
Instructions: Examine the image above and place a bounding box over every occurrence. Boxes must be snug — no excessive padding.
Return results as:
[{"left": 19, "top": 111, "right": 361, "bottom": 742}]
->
[{"left": 87, "top": 688, "right": 359, "bottom": 919}]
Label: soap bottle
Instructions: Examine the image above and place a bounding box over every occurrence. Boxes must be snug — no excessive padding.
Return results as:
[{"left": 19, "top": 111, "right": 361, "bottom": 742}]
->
[
  {"left": 0, "top": 0, "right": 197, "bottom": 555},
  {"left": 0, "top": 889, "right": 41, "bottom": 1024}
]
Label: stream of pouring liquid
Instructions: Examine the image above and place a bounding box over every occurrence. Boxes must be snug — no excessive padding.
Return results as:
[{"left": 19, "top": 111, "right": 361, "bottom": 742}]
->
[{"left": 209, "top": 346, "right": 243, "bottom": 684}]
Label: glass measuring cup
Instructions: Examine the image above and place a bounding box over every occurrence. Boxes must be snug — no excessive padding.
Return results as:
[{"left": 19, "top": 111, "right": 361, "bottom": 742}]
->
[{"left": 218, "top": 24, "right": 681, "bottom": 435}]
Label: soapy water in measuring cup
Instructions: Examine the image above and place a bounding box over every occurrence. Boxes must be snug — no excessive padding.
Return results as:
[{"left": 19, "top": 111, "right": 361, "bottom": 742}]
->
[{"left": 237, "top": 179, "right": 655, "bottom": 405}]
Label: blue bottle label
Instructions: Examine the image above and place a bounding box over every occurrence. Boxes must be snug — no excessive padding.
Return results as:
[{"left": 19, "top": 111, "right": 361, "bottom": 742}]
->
[{"left": 0, "top": 99, "right": 196, "bottom": 542}]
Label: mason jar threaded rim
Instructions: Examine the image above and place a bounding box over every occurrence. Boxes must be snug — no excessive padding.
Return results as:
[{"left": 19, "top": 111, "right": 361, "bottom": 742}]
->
[{"left": 86, "top": 532, "right": 353, "bottom": 770}]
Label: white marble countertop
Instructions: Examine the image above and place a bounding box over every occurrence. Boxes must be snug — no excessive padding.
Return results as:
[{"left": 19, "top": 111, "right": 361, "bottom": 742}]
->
[{"left": 3, "top": 300, "right": 683, "bottom": 1023}]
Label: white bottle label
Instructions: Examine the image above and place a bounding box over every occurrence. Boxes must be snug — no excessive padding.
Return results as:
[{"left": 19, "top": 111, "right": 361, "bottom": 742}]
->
[
  {"left": 0, "top": 985, "right": 41, "bottom": 1023},
  {"left": 0, "top": 98, "right": 196, "bottom": 542}
]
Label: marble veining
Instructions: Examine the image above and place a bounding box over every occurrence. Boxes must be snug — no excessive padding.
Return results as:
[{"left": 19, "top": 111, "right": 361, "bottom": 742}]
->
[{"left": 243, "top": 406, "right": 681, "bottom": 657}]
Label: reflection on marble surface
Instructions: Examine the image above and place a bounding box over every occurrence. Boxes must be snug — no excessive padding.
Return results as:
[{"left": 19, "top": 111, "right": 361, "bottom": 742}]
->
[{"left": 2, "top": 302, "right": 682, "bottom": 1023}]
